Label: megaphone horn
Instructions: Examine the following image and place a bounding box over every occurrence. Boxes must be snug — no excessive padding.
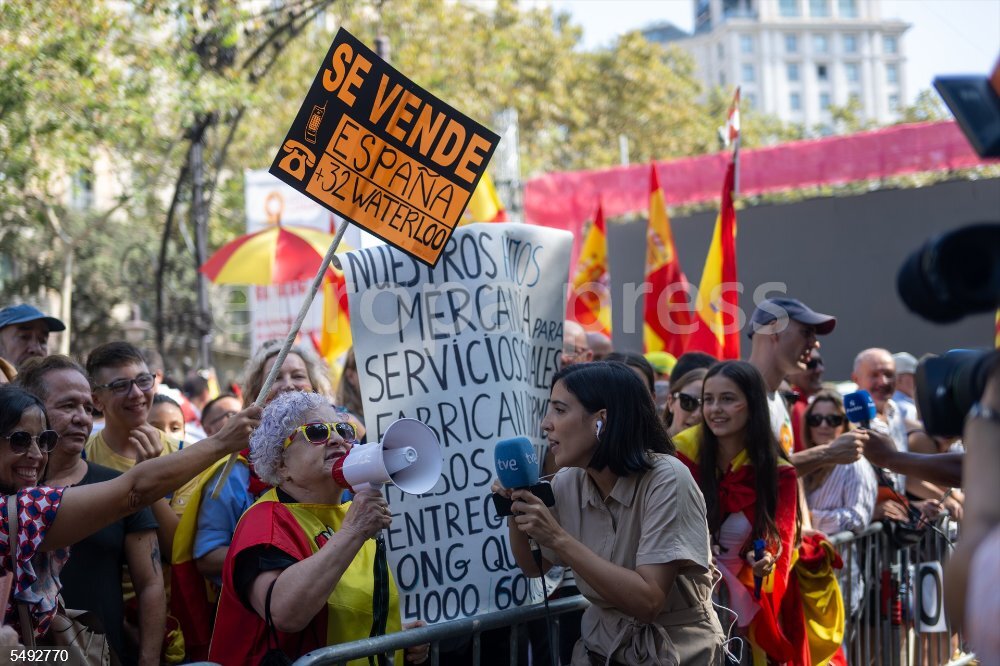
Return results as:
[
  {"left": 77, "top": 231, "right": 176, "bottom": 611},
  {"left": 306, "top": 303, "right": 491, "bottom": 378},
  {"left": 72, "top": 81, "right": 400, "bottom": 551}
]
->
[{"left": 331, "top": 418, "right": 443, "bottom": 494}]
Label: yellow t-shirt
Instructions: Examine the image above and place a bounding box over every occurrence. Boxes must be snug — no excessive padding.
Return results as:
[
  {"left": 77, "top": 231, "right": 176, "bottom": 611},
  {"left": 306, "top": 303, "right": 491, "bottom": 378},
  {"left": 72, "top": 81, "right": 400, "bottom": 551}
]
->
[{"left": 85, "top": 429, "right": 198, "bottom": 516}]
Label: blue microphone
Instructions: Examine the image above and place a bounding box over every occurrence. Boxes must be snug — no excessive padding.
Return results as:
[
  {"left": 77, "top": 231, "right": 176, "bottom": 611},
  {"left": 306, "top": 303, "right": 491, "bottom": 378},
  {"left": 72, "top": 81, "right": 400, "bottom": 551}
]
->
[
  {"left": 752, "top": 539, "right": 766, "bottom": 599},
  {"left": 494, "top": 437, "right": 539, "bottom": 490},
  {"left": 844, "top": 390, "right": 877, "bottom": 429}
]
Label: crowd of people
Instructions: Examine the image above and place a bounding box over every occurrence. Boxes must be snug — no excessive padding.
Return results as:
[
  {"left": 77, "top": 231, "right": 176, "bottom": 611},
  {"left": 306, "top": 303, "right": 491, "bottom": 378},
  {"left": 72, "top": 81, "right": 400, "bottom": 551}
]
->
[{"left": 0, "top": 294, "right": 990, "bottom": 665}]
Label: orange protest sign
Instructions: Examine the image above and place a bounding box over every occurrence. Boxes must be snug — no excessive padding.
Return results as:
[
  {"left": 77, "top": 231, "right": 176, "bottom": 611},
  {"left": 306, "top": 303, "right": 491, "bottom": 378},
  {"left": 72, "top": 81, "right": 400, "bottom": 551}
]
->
[{"left": 270, "top": 29, "right": 499, "bottom": 266}]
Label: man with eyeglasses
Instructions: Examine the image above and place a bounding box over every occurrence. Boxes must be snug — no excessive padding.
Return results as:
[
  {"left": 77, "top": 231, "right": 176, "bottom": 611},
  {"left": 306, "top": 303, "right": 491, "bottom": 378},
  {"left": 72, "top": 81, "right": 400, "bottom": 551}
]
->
[
  {"left": 84, "top": 341, "right": 198, "bottom": 661},
  {"left": 0, "top": 304, "right": 65, "bottom": 379},
  {"left": 560, "top": 320, "right": 594, "bottom": 368},
  {"left": 15, "top": 355, "right": 164, "bottom": 666},
  {"left": 84, "top": 341, "right": 198, "bottom": 542}
]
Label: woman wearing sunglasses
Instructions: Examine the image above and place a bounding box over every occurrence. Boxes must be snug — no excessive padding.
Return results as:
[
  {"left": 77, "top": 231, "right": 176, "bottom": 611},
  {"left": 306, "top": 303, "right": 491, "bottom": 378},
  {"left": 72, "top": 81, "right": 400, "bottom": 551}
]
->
[
  {"left": 171, "top": 342, "right": 339, "bottom": 660},
  {"left": 801, "top": 390, "right": 876, "bottom": 616},
  {"left": 0, "top": 385, "right": 259, "bottom": 642},
  {"left": 209, "top": 390, "right": 428, "bottom": 665},
  {"left": 664, "top": 368, "right": 708, "bottom": 438}
]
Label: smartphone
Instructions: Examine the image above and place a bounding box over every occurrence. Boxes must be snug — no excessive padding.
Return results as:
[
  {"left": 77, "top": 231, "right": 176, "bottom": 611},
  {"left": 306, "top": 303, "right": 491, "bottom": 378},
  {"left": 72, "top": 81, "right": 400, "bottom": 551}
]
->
[{"left": 491, "top": 482, "right": 555, "bottom": 518}]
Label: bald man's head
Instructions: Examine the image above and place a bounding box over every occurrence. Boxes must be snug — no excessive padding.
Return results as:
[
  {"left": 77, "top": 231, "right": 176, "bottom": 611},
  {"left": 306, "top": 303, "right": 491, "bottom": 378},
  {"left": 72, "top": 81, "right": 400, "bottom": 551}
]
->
[
  {"left": 561, "top": 321, "right": 593, "bottom": 366},
  {"left": 585, "top": 331, "right": 612, "bottom": 360},
  {"left": 852, "top": 347, "right": 896, "bottom": 412}
]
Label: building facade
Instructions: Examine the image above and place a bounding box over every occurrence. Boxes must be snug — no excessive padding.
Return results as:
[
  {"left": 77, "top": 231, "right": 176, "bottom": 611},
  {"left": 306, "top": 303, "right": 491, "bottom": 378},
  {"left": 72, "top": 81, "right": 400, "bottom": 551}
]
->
[{"left": 644, "top": 0, "right": 909, "bottom": 132}]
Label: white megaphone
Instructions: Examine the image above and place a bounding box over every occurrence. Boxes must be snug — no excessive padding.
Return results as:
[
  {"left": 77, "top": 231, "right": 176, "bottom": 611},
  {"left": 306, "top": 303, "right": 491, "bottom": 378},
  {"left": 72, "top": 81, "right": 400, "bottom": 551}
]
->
[{"left": 331, "top": 418, "right": 442, "bottom": 494}]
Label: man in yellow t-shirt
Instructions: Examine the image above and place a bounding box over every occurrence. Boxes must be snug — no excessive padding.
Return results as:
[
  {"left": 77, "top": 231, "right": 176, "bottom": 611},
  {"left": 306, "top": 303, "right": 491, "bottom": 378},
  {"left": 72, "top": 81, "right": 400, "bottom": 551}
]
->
[
  {"left": 85, "top": 342, "right": 198, "bottom": 518},
  {"left": 84, "top": 341, "right": 199, "bottom": 663}
]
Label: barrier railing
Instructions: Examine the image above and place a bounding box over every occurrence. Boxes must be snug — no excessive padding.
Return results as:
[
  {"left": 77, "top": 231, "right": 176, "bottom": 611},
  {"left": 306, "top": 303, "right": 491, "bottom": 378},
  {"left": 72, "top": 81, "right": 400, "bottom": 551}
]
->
[
  {"left": 828, "top": 516, "right": 970, "bottom": 666},
  {"left": 291, "top": 595, "right": 589, "bottom": 666},
  {"left": 286, "top": 517, "right": 968, "bottom": 666}
]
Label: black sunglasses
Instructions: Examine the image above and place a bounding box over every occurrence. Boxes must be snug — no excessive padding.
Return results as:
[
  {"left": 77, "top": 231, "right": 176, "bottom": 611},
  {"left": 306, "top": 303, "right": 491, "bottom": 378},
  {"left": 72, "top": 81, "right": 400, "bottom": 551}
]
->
[
  {"left": 805, "top": 357, "right": 824, "bottom": 370},
  {"left": 673, "top": 392, "right": 702, "bottom": 412},
  {"left": 2, "top": 430, "right": 59, "bottom": 454},
  {"left": 807, "top": 414, "right": 845, "bottom": 428},
  {"left": 94, "top": 372, "right": 156, "bottom": 395}
]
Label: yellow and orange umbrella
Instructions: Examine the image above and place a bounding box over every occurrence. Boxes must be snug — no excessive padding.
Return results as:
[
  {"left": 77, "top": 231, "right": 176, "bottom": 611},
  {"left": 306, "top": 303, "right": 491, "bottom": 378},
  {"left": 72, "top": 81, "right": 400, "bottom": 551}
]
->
[
  {"left": 200, "top": 224, "right": 353, "bottom": 365},
  {"left": 200, "top": 224, "right": 351, "bottom": 285}
]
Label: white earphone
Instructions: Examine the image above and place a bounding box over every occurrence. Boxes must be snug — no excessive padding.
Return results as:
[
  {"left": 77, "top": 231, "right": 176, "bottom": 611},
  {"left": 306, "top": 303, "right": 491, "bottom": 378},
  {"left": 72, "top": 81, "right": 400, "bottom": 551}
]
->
[{"left": 595, "top": 420, "right": 603, "bottom": 437}]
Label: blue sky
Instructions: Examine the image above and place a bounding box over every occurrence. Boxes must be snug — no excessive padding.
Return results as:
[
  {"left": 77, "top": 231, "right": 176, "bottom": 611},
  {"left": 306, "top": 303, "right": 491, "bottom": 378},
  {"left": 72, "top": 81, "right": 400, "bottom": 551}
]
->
[{"left": 542, "top": 0, "right": 1000, "bottom": 103}]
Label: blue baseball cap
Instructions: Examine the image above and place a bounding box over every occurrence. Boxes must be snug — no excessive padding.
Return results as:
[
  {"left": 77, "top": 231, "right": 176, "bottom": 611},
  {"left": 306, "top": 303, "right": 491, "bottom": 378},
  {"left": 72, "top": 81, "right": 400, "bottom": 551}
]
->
[
  {"left": 0, "top": 304, "right": 66, "bottom": 332},
  {"left": 747, "top": 297, "right": 835, "bottom": 339}
]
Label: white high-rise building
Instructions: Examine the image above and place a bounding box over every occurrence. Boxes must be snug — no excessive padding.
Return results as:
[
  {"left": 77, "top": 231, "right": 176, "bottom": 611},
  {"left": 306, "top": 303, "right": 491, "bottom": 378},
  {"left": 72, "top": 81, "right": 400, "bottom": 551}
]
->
[{"left": 643, "top": 0, "right": 909, "bottom": 132}]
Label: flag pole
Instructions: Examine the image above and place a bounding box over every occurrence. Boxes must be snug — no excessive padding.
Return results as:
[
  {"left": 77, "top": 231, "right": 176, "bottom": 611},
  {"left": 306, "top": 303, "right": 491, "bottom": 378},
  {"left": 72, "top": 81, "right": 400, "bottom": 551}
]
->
[{"left": 210, "top": 220, "right": 352, "bottom": 499}]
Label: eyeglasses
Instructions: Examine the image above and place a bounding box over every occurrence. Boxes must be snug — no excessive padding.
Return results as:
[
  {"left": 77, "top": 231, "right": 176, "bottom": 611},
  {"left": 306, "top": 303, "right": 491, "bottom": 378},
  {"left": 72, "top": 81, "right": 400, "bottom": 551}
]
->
[
  {"left": 807, "top": 414, "right": 845, "bottom": 428},
  {"left": 206, "top": 410, "right": 238, "bottom": 428},
  {"left": 283, "top": 421, "right": 358, "bottom": 448},
  {"left": 561, "top": 346, "right": 588, "bottom": 358},
  {"left": 94, "top": 372, "right": 155, "bottom": 395},
  {"left": 2, "top": 430, "right": 59, "bottom": 454},
  {"left": 673, "top": 392, "right": 701, "bottom": 412},
  {"left": 805, "top": 357, "right": 824, "bottom": 370}
]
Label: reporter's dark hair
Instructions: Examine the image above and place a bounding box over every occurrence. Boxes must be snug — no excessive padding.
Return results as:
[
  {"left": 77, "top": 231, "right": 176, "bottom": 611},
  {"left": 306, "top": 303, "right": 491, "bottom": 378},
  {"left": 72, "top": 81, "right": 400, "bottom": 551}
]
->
[
  {"left": 551, "top": 361, "right": 674, "bottom": 476},
  {"left": 0, "top": 385, "right": 49, "bottom": 435},
  {"left": 698, "top": 360, "right": 781, "bottom": 547}
]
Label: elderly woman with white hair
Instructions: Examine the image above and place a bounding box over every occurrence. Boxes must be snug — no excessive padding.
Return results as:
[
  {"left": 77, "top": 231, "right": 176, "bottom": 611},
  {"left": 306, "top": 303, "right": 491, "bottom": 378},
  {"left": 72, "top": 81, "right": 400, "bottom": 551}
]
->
[{"left": 209, "top": 391, "right": 428, "bottom": 665}]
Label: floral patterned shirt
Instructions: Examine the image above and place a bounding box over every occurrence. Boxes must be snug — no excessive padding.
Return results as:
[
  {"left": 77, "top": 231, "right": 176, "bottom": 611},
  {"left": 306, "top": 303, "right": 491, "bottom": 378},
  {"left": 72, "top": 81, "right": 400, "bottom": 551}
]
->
[{"left": 1, "top": 487, "right": 67, "bottom": 637}]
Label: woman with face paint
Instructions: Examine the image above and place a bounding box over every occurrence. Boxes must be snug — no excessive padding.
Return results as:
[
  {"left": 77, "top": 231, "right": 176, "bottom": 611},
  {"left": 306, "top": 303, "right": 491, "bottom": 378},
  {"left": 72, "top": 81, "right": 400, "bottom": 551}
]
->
[{"left": 677, "top": 361, "right": 801, "bottom": 664}]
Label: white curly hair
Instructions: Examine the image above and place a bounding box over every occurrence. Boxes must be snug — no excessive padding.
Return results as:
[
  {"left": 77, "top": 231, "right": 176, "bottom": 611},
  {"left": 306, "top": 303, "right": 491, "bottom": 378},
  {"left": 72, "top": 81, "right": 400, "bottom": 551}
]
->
[{"left": 250, "top": 390, "right": 330, "bottom": 486}]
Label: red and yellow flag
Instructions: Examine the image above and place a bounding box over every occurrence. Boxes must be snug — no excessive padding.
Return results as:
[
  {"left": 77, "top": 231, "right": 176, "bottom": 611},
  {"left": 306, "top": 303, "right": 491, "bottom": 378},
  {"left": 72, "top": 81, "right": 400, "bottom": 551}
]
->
[
  {"left": 569, "top": 202, "right": 612, "bottom": 337},
  {"left": 643, "top": 164, "right": 692, "bottom": 356},
  {"left": 460, "top": 171, "right": 507, "bottom": 224},
  {"left": 318, "top": 271, "right": 352, "bottom": 383},
  {"left": 689, "top": 161, "right": 740, "bottom": 359}
]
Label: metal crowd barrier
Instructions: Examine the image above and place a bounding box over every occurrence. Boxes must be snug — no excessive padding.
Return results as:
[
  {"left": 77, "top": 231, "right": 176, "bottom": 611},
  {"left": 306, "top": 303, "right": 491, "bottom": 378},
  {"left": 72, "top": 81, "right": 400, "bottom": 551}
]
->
[
  {"left": 291, "top": 595, "right": 589, "bottom": 666},
  {"left": 828, "top": 516, "right": 970, "bottom": 666},
  {"left": 272, "top": 517, "right": 969, "bottom": 666}
]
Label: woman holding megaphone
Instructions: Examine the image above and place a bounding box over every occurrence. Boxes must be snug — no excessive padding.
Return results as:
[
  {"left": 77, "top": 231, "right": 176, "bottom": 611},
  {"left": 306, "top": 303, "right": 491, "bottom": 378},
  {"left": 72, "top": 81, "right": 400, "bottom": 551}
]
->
[
  {"left": 209, "top": 391, "right": 429, "bottom": 665},
  {"left": 495, "top": 362, "right": 725, "bottom": 665}
]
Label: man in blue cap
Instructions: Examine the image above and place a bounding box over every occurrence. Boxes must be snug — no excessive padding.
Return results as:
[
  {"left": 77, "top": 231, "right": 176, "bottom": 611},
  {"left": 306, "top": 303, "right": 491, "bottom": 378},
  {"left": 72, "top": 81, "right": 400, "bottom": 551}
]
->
[{"left": 0, "top": 303, "right": 66, "bottom": 373}]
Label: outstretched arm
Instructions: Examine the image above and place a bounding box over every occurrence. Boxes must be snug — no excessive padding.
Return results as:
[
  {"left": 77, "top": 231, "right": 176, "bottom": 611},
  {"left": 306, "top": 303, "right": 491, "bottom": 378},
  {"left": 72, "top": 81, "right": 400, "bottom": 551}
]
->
[
  {"left": 862, "top": 428, "right": 963, "bottom": 488},
  {"left": 42, "top": 406, "right": 261, "bottom": 551}
]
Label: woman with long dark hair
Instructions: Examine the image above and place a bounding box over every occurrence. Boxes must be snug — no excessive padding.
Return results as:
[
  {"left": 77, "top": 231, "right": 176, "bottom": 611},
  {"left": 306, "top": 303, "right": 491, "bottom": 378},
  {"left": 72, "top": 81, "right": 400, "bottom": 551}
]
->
[
  {"left": 495, "top": 362, "right": 725, "bottom": 664},
  {"left": 675, "top": 361, "right": 800, "bottom": 664}
]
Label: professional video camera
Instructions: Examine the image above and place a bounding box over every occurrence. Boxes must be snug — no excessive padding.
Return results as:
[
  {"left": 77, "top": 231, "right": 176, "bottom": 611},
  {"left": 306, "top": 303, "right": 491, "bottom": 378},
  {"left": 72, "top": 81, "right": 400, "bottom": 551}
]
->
[{"left": 895, "top": 60, "right": 1000, "bottom": 438}]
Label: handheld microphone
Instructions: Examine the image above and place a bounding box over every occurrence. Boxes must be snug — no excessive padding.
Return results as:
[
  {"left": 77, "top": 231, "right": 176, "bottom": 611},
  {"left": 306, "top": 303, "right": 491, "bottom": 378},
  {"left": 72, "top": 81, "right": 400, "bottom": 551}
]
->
[
  {"left": 844, "top": 390, "right": 877, "bottom": 429},
  {"left": 492, "top": 438, "right": 555, "bottom": 518},
  {"left": 494, "top": 437, "right": 540, "bottom": 489},
  {"left": 752, "top": 539, "right": 766, "bottom": 599},
  {"left": 493, "top": 437, "right": 555, "bottom": 558}
]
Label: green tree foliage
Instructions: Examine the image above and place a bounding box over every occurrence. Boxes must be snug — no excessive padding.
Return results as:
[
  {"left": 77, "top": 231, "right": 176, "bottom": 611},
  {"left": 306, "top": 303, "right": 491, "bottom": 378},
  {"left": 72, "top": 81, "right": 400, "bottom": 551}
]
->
[{"left": 3, "top": 0, "right": 958, "bottom": 364}]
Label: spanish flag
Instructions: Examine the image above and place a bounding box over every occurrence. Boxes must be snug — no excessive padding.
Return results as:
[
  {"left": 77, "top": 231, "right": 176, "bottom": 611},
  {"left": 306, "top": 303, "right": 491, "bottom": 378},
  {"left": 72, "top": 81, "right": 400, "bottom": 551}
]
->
[
  {"left": 569, "top": 202, "right": 612, "bottom": 337},
  {"left": 461, "top": 171, "right": 507, "bottom": 224},
  {"left": 644, "top": 164, "right": 693, "bottom": 356},
  {"left": 319, "top": 271, "right": 352, "bottom": 383},
  {"left": 689, "top": 161, "right": 741, "bottom": 359}
]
